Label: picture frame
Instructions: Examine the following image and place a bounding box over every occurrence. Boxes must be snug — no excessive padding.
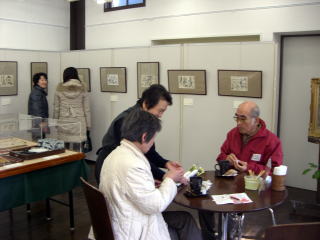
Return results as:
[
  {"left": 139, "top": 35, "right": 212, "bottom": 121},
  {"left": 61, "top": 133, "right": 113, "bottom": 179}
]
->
[
  {"left": 31, "top": 62, "right": 48, "bottom": 90},
  {"left": 100, "top": 67, "right": 127, "bottom": 93},
  {"left": 167, "top": 70, "right": 207, "bottom": 95},
  {"left": 0, "top": 61, "right": 18, "bottom": 96},
  {"left": 77, "top": 68, "right": 91, "bottom": 92},
  {"left": 137, "top": 62, "right": 159, "bottom": 98},
  {"left": 218, "top": 70, "right": 262, "bottom": 98},
  {"left": 308, "top": 78, "right": 320, "bottom": 142}
]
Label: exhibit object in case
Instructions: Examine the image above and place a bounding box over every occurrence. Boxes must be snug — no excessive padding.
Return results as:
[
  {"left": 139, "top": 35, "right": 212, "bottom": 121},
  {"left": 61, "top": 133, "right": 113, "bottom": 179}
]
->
[{"left": 0, "top": 114, "right": 83, "bottom": 167}]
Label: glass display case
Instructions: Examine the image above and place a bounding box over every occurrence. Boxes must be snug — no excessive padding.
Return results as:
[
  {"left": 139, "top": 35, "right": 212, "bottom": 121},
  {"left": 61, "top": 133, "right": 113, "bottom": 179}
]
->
[{"left": 0, "top": 113, "right": 82, "bottom": 167}]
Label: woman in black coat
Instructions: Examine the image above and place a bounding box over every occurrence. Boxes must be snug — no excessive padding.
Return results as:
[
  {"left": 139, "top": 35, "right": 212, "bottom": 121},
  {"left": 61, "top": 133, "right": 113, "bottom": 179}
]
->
[
  {"left": 28, "top": 72, "right": 49, "bottom": 139},
  {"left": 28, "top": 72, "right": 48, "bottom": 118}
]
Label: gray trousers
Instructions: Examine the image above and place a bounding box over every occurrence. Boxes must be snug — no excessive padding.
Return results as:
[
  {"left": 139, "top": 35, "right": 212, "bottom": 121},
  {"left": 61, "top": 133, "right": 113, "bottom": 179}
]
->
[{"left": 163, "top": 211, "right": 203, "bottom": 240}]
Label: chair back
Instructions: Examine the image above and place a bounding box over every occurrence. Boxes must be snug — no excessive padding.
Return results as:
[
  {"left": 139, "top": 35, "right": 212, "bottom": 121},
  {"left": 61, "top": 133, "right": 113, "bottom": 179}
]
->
[
  {"left": 80, "top": 177, "right": 115, "bottom": 240},
  {"left": 265, "top": 222, "right": 320, "bottom": 240}
]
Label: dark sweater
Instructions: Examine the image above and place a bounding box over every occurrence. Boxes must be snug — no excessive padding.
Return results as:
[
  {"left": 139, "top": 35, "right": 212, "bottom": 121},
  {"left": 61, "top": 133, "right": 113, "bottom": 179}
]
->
[{"left": 95, "top": 104, "right": 168, "bottom": 183}]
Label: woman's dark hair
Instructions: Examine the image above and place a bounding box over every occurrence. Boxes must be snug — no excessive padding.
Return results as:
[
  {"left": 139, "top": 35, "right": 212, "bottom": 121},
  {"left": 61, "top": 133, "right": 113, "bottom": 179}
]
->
[
  {"left": 32, "top": 72, "right": 47, "bottom": 86},
  {"left": 63, "top": 67, "right": 80, "bottom": 83},
  {"left": 121, "top": 109, "right": 162, "bottom": 144},
  {"left": 137, "top": 84, "right": 172, "bottom": 109}
]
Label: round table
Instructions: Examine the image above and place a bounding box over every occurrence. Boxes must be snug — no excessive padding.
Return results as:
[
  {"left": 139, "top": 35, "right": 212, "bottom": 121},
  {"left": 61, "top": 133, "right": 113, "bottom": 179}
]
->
[{"left": 174, "top": 171, "right": 288, "bottom": 240}]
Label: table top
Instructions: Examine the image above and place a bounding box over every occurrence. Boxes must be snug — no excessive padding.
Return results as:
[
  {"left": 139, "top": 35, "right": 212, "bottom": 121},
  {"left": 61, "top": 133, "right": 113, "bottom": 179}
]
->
[
  {"left": 0, "top": 150, "right": 85, "bottom": 179},
  {"left": 174, "top": 171, "right": 288, "bottom": 214}
]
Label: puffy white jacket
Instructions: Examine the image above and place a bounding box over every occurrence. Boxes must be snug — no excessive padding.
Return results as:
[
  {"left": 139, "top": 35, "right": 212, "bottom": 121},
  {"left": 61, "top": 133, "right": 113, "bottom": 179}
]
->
[
  {"left": 99, "top": 140, "right": 177, "bottom": 240},
  {"left": 53, "top": 79, "right": 91, "bottom": 142}
]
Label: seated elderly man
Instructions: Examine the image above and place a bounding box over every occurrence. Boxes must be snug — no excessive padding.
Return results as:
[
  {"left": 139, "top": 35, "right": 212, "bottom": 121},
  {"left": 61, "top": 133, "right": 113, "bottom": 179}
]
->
[
  {"left": 217, "top": 101, "right": 283, "bottom": 173},
  {"left": 98, "top": 109, "right": 202, "bottom": 240},
  {"left": 200, "top": 101, "right": 283, "bottom": 240}
]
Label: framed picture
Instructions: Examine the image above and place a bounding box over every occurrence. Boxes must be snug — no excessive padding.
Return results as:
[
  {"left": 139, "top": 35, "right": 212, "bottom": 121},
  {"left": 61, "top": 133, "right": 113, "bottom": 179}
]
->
[
  {"left": 77, "top": 68, "right": 91, "bottom": 92},
  {"left": 167, "top": 70, "right": 206, "bottom": 95},
  {"left": 100, "top": 67, "right": 127, "bottom": 93},
  {"left": 31, "top": 62, "right": 48, "bottom": 89},
  {"left": 218, "top": 70, "right": 262, "bottom": 98},
  {"left": 137, "top": 62, "right": 159, "bottom": 98},
  {"left": 0, "top": 61, "right": 18, "bottom": 96},
  {"left": 308, "top": 78, "right": 320, "bottom": 142}
]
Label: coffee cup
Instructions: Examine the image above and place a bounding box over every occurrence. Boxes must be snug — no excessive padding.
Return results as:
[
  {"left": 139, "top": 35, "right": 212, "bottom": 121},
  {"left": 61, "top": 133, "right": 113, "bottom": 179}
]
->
[
  {"left": 215, "top": 160, "right": 231, "bottom": 175},
  {"left": 271, "top": 165, "right": 287, "bottom": 191},
  {"left": 190, "top": 176, "right": 202, "bottom": 194}
]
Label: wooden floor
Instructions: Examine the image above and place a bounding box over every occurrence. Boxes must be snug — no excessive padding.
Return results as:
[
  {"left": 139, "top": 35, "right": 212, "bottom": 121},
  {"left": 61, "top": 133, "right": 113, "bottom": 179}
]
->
[{"left": 1, "top": 162, "right": 319, "bottom": 240}]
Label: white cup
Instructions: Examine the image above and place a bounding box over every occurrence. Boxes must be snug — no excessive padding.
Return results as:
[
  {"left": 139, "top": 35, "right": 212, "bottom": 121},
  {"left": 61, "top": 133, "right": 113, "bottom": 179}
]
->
[{"left": 273, "top": 165, "right": 287, "bottom": 176}]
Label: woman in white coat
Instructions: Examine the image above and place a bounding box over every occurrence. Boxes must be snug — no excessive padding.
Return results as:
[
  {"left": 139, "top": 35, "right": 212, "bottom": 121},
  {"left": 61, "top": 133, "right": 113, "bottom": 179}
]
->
[
  {"left": 53, "top": 67, "right": 91, "bottom": 150},
  {"left": 97, "top": 110, "right": 202, "bottom": 240}
]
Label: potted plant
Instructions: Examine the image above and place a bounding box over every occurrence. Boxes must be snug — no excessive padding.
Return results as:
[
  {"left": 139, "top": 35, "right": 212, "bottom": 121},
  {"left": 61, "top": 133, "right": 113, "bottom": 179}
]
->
[{"left": 303, "top": 163, "right": 320, "bottom": 180}]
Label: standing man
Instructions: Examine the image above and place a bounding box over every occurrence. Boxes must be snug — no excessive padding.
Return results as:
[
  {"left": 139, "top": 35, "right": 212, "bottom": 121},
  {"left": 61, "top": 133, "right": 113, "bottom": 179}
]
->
[
  {"left": 217, "top": 101, "right": 283, "bottom": 173},
  {"left": 95, "top": 84, "right": 183, "bottom": 184}
]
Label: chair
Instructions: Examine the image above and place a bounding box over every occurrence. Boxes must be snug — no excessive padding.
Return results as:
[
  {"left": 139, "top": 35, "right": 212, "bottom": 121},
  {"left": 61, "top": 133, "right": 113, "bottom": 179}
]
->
[
  {"left": 80, "top": 177, "right": 115, "bottom": 240},
  {"left": 264, "top": 222, "right": 320, "bottom": 240}
]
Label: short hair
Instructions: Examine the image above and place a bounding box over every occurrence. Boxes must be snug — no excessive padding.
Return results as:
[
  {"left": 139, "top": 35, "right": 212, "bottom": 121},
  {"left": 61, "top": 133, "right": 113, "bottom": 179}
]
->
[
  {"left": 250, "top": 105, "right": 260, "bottom": 118},
  {"left": 63, "top": 67, "right": 80, "bottom": 83},
  {"left": 137, "top": 84, "right": 172, "bottom": 109},
  {"left": 121, "top": 109, "right": 162, "bottom": 144},
  {"left": 32, "top": 72, "right": 47, "bottom": 86}
]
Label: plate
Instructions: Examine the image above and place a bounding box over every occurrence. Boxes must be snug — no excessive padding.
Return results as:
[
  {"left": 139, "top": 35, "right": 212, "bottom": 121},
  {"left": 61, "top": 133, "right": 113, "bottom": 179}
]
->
[{"left": 215, "top": 170, "right": 237, "bottom": 178}]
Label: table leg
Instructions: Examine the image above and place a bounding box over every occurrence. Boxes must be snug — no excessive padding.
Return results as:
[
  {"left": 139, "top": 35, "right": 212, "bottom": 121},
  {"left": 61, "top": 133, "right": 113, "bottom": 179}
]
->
[
  {"left": 218, "top": 213, "right": 222, "bottom": 238},
  {"left": 268, "top": 208, "right": 276, "bottom": 225},
  {"left": 69, "top": 191, "right": 74, "bottom": 231},
  {"left": 222, "top": 213, "right": 229, "bottom": 240},
  {"left": 46, "top": 198, "right": 51, "bottom": 220},
  {"left": 26, "top": 203, "right": 31, "bottom": 214}
]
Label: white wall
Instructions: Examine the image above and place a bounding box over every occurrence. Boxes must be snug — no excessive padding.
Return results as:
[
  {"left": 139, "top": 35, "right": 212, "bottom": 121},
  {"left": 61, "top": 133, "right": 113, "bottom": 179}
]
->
[
  {"left": 59, "top": 42, "right": 277, "bottom": 171},
  {"left": 0, "top": 0, "right": 69, "bottom": 51},
  {"left": 86, "top": 0, "right": 320, "bottom": 49},
  {"left": 0, "top": 49, "right": 61, "bottom": 116}
]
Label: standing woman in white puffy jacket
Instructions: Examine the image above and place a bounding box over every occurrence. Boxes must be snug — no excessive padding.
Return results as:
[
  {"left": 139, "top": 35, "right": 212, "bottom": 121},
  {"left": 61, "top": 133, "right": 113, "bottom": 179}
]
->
[{"left": 53, "top": 67, "right": 91, "bottom": 151}]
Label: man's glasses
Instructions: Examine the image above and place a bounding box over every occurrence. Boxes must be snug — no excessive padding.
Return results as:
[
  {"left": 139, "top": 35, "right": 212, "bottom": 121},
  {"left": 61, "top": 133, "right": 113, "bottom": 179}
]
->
[{"left": 233, "top": 114, "right": 248, "bottom": 122}]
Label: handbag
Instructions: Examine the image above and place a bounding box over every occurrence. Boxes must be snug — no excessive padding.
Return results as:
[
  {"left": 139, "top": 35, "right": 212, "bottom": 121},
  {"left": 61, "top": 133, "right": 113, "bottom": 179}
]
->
[{"left": 83, "top": 130, "right": 93, "bottom": 153}]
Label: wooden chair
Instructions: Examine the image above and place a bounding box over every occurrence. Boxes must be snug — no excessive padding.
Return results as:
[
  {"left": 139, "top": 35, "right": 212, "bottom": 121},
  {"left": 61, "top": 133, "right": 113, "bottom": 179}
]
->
[
  {"left": 264, "top": 222, "right": 320, "bottom": 240},
  {"left": 80, "top": 177, "right": 115, "bottom": 240}
]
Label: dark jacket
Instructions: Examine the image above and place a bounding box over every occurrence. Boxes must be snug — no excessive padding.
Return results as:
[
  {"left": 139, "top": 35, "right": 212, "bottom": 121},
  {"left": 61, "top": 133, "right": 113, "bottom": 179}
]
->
[
  {"left": 95, "top": 104, "right": 168, "bottom": 183},
  {"left": 28, "top": 85, "right": 49, "bottom": 118}
]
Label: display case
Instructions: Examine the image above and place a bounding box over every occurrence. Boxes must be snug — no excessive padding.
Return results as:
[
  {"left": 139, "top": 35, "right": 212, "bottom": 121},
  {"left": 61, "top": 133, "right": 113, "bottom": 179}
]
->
[{"left": 0, "top": 114, "right": 83, "bottom": 167}]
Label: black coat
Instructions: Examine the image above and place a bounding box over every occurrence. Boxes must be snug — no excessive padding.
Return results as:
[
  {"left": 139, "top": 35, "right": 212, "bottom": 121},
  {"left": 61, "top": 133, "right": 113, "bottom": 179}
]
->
[{"left": 28, "top": 85, "right": 49, "bottom": 118}]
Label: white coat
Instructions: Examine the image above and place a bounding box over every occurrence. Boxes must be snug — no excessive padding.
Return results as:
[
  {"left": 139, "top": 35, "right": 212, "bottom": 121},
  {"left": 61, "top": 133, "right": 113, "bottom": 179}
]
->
[{"left": 99, "top": 140, "right": 177, "bottom": 240}]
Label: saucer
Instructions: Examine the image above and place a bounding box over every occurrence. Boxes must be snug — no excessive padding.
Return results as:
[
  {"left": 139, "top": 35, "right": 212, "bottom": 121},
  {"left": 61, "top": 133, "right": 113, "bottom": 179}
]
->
[{"left": 184, "top": 190, "right": 209, "bottom": 198}]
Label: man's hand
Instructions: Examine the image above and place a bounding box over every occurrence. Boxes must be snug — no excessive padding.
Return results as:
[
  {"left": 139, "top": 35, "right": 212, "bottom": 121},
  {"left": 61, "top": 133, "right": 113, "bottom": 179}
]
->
[
  {"left": 165, "top": 161, "right": 182, "bottom": 170},
  {"left": 234, "top": 160, "right": 247, "bottom": 172},
  {"left": 226, "top": 153, "right": 238, "bottom": 166},
  {"left": 164, "top": 167, "right": 184, "bottom": 183}
]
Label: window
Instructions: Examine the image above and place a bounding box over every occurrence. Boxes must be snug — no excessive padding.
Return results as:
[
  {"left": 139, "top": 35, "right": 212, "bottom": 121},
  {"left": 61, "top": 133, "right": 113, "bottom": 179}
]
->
[{"left": 104, "top": 0, "right": 145, "bottom": 12}]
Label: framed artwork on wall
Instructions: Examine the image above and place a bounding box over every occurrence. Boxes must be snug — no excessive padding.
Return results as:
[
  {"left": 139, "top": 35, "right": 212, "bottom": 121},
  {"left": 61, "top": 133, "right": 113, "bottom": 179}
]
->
[
  {"left": 31, "top": 62, "right": 48, "bottom": 90},
  {"left": 308, "top": 78, "right": 320, "bottom": 142},
  {"left": 100, "top": 67, "right": 127, "bottom": 93},
  {"left": 77, "top": 68, "right": 91, "bottom": 92},
  {"left": 0, "top": 61, "right": 18, "bottom": 96},
  {"left": 137, "top": 62, "right": 159, "bottom": 98},
  {"left": 167, "top": 70, "right": 206, "bottom": 95},
  {"left": 218, "top": 70, "right": 262, "bottom": 98}
]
